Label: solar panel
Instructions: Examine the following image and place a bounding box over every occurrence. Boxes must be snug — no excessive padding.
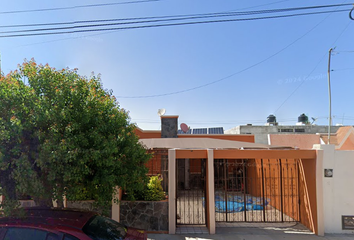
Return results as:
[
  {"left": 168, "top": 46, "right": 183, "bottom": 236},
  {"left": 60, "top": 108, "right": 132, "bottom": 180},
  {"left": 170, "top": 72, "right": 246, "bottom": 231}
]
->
[
  {"left": 208, "top": 127, "right": 224, "bottom": 134},
  {"left": 192, "top": 128, "right": 207, "bottom": 134},
  {"left": 178, "top": 127, "right": 223, "bottom": 135}
]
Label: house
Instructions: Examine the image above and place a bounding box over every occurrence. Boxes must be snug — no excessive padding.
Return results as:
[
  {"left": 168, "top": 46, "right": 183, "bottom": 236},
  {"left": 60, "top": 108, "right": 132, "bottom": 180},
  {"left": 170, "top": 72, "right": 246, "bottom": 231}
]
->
[
  {"left": 133, "top": 115, "right": 321, "bottom": 235},
  {"left": 225, "top": 114, "right": 343, "bottom": 144},
  {"left": 269, "top": 126, "right": 354, "bottom": 150}
]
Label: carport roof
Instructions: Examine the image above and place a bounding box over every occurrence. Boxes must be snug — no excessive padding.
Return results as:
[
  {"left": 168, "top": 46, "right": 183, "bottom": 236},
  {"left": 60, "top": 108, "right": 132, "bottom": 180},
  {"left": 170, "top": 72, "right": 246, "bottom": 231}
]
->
[{"left": 139, "top": 138, "right": 292, "bottom": 150}]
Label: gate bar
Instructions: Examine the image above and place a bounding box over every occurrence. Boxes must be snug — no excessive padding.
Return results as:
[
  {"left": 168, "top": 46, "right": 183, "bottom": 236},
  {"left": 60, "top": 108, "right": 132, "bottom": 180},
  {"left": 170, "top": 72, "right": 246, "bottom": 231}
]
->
[
  {"left": 279, "top": 159, "right": 284, "bottom": 222},
  {"left": 224, "top": 159, "right": 228, "bottom": 222},
  {"left": 297, "top": 159, "right": 301, "bottom": 222},
  {"left": 261, "top": 159, "right": 266, "bottom": 222},
  {"left": 243, "top": 159, "right": 247, "bottom": 221}
]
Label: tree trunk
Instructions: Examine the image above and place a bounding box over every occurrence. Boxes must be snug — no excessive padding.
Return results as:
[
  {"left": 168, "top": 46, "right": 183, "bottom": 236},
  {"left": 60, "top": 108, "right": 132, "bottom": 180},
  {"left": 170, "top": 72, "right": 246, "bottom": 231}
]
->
[{"left": 0, "top": 169, "right": 17, "bottom": 200}]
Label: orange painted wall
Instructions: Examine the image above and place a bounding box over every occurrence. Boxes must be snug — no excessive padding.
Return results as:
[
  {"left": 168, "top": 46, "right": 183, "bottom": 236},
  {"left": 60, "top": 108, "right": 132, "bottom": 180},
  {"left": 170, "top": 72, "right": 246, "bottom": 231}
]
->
[
  {"left": 135, "top": 128, "right": 161, "bottom": 139},
  {"left": 338, "top": 135, "right": 354, "bottom": 150},
  {"left": 145, "top": 149, "right": 168, "bottom": 175},
  {"left": 190, "top": 159, "right": 202, "bottom": 173},
  {"left": 219, "top": 157, "right": 316, "bottom": 233},
  {"left": 245, "top": 158, "right": 299, "bottom": 221}
]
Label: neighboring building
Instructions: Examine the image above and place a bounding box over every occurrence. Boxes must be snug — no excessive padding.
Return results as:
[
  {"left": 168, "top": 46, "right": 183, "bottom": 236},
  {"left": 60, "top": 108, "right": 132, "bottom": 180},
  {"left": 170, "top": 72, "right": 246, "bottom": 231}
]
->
[
  {"left": 268, "top": 126, "right": 354, "bottom": 150},
  {"left": 225, "top": 114, "right": 343, "bottom": 144},
  {"left": 269, "top": 134, "right": 321, "bottom": 149},
  {"left": 319, "top": 126, "right": 354, "bottom": 150}
]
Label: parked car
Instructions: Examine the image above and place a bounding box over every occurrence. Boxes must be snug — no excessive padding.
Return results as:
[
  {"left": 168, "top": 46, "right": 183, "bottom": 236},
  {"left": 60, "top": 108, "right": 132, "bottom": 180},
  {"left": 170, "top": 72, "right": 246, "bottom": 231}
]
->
[{"left": 0, "top": 207, "right": 147, "bottom": 240}]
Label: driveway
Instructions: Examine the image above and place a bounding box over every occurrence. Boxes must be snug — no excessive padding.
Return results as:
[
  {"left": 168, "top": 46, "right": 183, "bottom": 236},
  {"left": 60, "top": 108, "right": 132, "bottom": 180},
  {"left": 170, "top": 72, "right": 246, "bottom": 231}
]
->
[{"left": 148, "top": 223, "right": 353, "bottom": 240}]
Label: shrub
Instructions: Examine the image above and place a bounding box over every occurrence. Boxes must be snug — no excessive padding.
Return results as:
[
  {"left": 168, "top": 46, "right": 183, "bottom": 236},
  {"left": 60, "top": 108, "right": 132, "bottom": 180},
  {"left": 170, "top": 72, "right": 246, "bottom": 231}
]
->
[{"left": 144, "top": 175, "right": 165, "bottom": 201}]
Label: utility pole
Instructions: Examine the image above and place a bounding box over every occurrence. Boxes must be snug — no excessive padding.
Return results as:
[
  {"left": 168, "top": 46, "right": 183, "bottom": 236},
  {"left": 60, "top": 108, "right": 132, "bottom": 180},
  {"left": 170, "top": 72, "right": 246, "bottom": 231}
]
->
[{"left": 327, "top": 48, "right": 333, "bottom": 144}]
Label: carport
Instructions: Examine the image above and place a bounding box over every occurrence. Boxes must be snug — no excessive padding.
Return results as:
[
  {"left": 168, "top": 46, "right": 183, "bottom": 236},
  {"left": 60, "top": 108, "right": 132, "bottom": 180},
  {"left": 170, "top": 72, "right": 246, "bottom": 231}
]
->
[{"left": 139, "top": 138, "right": 320, "bottom": 235}]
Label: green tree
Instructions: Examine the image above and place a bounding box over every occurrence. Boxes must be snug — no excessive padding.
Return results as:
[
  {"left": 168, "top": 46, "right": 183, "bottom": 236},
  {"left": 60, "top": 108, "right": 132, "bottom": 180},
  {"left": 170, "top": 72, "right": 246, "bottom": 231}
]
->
[{"left": 0, "top": 59, "right": 150, "bottom": 212}]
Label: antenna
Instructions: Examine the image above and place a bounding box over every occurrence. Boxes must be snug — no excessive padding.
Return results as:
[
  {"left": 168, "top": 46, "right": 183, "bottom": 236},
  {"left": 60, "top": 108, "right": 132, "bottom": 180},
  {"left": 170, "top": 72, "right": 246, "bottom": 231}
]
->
[
  {"left": 157, "top": 108, "right": 166, "bottom": 116},
  {"left": 180, "top": 123, "right": 189, "bottom": 133},
  {"left": 311, "top": 117, "right": 318, "bottom": 125}
]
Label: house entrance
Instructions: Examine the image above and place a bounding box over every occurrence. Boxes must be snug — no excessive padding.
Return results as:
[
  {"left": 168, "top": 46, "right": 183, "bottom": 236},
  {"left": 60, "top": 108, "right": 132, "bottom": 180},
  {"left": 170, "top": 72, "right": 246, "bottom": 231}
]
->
[
  {"left": 214, "top": 159, "right": 300, "bottom": 222},
  {"left": 176, "top": 159, "right": 206, "bottom": 225}
]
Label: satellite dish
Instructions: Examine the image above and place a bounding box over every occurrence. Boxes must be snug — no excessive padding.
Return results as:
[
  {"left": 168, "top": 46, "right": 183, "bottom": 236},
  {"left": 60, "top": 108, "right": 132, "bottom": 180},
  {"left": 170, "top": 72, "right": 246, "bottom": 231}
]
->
[
  {"left": 157, "top": 108, "right": 166, "bottom": 116},
  {"left": 180, "top": 123, "right": 189, "bottom": 133}
]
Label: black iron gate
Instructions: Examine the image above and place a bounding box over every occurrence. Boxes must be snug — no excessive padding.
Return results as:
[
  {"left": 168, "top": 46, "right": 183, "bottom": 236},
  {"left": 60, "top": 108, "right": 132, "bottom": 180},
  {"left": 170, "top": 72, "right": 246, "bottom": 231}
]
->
[
  {"left": 214, "top": 159, "right": 300, "bottom": 222},
  {"left": 176, "top": 159, "right": 206, "bottom": 225}
]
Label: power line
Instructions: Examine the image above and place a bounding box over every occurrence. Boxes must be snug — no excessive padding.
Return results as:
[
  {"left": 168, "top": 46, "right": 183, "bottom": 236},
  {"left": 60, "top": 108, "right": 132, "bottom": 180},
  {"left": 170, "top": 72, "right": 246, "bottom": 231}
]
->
[
  {"left": 333, "top": 50, "right": 354, "bottom": 53},
  {"left": 0, "top": 0, "right": 159, "bottom": 15},
  {"left": 115, "top": 9, "right": 349, "bottom": 98},
  {"left": 8, "top": 1, "right": 295, "bottom": 49},
  {"left": 274, "top": 20, "right": 352, "bottom": 114},
  {"left": 0, "top": 3, "right": 352, "bottom": 30},
  {"left": 0, "top": 8, "right": 350, "bottom": 38},
  {"left": 332, "top": 67, "right": 354, "bottom": 71}
]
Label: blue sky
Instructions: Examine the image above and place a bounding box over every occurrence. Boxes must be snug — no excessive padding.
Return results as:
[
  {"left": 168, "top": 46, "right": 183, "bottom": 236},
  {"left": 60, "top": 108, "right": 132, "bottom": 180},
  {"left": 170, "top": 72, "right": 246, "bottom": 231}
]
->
[{"left": 1, "top": 0, "right": 353, "bottom": 130}]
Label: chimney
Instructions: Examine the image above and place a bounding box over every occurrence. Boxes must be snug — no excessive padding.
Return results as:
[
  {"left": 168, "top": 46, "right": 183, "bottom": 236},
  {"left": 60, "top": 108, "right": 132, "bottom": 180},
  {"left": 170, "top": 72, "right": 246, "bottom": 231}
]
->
[{"left": 161, "top": 115, "right": 178, "bottom": 138}]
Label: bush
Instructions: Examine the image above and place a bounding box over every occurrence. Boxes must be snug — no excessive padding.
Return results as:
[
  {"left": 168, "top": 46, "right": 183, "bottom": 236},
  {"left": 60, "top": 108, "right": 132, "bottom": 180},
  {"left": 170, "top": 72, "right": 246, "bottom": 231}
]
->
[{"left": 144, "top": 175, "right": 165, "bottom": 201}]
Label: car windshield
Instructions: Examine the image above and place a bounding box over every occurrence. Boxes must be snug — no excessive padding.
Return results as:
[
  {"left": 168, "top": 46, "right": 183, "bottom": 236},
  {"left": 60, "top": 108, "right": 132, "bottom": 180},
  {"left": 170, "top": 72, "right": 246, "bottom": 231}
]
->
[{"left": 82, "top": 215, "right": 127, "bottom": 240}]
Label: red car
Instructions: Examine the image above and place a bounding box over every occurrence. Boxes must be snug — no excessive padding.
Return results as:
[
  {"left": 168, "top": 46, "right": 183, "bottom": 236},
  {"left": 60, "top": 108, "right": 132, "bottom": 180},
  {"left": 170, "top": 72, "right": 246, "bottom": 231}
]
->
[{"left": 0, "top": 207, "right": 147, "bottom": 240}]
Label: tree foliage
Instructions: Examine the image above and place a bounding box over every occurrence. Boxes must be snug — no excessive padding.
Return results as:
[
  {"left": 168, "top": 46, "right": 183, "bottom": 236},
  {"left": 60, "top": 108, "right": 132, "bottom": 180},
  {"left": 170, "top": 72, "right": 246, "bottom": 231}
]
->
[{"left": 0, "top": 59, "right": 150, "bottom": 211}]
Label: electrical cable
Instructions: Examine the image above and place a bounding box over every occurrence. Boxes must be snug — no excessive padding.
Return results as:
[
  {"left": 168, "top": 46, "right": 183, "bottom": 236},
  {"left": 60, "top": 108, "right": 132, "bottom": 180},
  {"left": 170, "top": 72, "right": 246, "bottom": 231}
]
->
[
  {"left": 0, "top": 0, "right": 160, "bottom": 15},
  {"left": 273, "top": 20, "right": 352, "bottom": 114},
  {"left": 350, "top": 5, "right": 354, "bottom": 19},
  {"left": 331, "top": 68, "right": 354, "bottom": 71},
  {"left": 0, "top": 9, "right": 350, "bottom": 38},
  {"left": 7, "top": 1, "right": 295, "bottom": 49},
  {"left": 0, "top": 3, "right": 352, "bottom": 29},
  {"left": 333, "top": 50, "right": 354, "bottom": 53},
  {"left": 112, "top": 8, "right": 350, "bottom": 98}
]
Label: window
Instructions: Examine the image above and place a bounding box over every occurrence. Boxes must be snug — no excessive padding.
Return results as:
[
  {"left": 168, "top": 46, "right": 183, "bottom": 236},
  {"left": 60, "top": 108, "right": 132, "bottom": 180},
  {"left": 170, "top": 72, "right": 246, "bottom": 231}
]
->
[
  {"left": 3, "top": 228, "right": 58, "bottom": 240},
  {"left": 63, "top": 234, "right": 80, "bottom": 240},
  {"left": 294, "top": 128, "right": 305, "bottom": 132},
  {"left": 83, "top": 216, "right": 127, "bottom": 240},
  {"left": 342, "top": 215, "right": 354, "bottom": 230},
  {"left": 280, "top": 129, "right": 293, "bottom": 132}
]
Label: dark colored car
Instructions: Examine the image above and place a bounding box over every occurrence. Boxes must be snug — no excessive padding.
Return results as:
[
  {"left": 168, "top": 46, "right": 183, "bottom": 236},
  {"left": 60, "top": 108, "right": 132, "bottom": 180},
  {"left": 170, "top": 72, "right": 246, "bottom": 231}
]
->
[{"left": 0, "top": 207, "right": 147, "bottom": 240}]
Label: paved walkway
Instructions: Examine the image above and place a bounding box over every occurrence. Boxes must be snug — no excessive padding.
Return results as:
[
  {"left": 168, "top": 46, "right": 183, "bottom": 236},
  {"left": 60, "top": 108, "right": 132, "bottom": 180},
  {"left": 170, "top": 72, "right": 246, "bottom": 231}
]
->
[{"left": 148, "top": 223, "right": 354, "bottom": 240}]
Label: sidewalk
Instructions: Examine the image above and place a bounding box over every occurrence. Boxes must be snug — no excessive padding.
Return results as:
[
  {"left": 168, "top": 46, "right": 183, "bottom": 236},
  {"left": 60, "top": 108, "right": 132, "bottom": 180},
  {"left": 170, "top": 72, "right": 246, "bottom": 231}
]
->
[{"left": 147, "top": 223, "right": 354, "bottom": 240}]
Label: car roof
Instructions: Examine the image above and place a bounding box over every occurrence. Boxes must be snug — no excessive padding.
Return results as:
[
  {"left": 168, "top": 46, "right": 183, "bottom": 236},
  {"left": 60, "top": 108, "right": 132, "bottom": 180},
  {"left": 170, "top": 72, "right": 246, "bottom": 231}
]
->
[{"left": 0, "top": 207, "right": 97, "bottom": 230}]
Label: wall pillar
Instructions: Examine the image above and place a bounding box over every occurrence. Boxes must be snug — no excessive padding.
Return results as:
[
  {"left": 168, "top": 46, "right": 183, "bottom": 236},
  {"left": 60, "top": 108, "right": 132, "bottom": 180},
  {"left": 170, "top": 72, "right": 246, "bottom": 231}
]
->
[
  {"left": 112, "top": 187, "right": 122, "bottom": 222},
  {"left": 168, "top": 149, "right": 176, "bottom": 234},
  {"left": 312, "top": 144, "right": 325, "bottom": 236},
  {"left": 0, "top": 193, "right": 3, "bottom": 210},
  {"left": 313, "top": 144, "right": 335, "bottom": 235},
  {"left": 207, "top": 149, "right": 215, "bottom": 234}
]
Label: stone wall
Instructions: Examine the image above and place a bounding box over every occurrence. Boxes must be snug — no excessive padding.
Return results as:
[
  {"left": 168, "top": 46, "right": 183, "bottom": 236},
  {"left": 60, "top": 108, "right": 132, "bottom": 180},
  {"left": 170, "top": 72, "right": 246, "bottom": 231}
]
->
[
  {"left": 67, "top": 200, "right": 112, "bottom": 217},
  {"left": 120, "top": 200, "right": 168, "bottom": 231},
  {"left": 161, "top": 116, "right": 177, "bottom": 138}
]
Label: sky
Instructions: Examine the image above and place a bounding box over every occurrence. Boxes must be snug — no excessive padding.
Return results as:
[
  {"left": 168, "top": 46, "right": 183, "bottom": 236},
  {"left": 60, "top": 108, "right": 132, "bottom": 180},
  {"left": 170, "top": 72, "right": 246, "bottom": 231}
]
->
[{"left": 0, "top": 0, "right": 353, "bottom": 130}]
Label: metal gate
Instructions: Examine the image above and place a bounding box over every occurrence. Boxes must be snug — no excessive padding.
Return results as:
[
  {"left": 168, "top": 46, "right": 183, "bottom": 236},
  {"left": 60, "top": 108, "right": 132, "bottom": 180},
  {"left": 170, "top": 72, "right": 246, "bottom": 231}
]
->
[
  {"left": 214, "top": 159, "right": 300, "bottom": 222},
  {"left": 176, "top": 159, "right": 206, "bottom": 225}
]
